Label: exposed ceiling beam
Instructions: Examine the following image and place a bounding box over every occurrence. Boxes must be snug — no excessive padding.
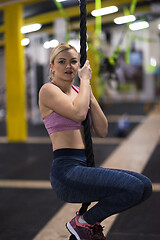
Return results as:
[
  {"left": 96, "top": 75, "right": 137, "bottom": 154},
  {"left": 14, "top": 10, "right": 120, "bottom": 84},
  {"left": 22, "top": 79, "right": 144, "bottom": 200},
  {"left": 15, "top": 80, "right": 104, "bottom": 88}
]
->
[
  {"left": 0, "top": 0, "right": 46, "bottom": 8},
  {"left": 23, "top": 0, "right": 146, "bottom": 26},
  {"left": 86, "top": 0, "right": 145, "bottom": 13},
  {"left": 0, "top": 0, "right": 152, "bottom": 34},
  {"left": 23, "top": 5, "right": 150, "bottom": 37},
  {"left": 70, "top": 5, "right": 151, "bottom": 31}
]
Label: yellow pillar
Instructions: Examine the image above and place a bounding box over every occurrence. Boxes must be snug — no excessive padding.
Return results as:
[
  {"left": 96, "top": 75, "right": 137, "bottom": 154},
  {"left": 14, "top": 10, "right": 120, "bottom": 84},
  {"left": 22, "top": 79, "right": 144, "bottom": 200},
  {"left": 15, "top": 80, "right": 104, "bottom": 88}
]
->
[
  {"left": 4, "top": 3, "right": 27, "bottom": 141},
  {"left": 87, "top": 24, "right": 101, "bottom": 100},
  {"left": 95, "top": 0, "right": 102, "bottom": 45}
]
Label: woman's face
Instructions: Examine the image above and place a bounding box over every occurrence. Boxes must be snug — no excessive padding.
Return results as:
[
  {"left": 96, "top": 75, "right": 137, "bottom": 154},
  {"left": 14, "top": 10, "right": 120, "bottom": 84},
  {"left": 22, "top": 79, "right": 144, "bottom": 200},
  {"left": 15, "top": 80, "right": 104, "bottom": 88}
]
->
[{"left": 50, "top": 49, "right": 79, "bottom": 82}]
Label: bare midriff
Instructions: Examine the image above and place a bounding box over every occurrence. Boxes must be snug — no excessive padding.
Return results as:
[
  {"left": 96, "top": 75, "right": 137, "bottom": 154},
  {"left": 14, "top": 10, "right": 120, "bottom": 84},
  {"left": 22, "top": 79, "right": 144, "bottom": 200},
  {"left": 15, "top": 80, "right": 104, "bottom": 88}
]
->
[{"left": 50, "top": 128, "right": 85, "bottom": 151}]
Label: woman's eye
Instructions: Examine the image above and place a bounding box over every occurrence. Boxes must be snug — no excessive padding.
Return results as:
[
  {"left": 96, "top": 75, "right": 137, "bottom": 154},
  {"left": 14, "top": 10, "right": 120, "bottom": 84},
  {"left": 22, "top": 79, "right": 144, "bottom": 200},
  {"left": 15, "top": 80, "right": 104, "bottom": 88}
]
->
[
  {"left": 71, "top": 60, "right": 78, "bottom": 64},
  {"left": 59, "top": 60, "right": 65, "bottom": 64}
]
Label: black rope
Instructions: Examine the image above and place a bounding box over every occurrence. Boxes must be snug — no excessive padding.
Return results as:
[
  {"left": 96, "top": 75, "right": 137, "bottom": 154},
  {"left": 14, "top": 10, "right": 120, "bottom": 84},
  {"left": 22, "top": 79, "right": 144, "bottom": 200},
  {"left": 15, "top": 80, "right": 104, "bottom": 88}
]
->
[
  {"left": 82, "top": 112, "right": 95, "bottom": 168},
  {"left": 69, "top": 0, "right": 95, "bottom": 239},
  {"left": 79, "top": 0, "right": 87, "bottom": 67},
  {"left": 79, "top": 0, "right": 95, "bottom": 168},
  {"left": 79, "top": 0, "right": 95, "bottom": 215}
]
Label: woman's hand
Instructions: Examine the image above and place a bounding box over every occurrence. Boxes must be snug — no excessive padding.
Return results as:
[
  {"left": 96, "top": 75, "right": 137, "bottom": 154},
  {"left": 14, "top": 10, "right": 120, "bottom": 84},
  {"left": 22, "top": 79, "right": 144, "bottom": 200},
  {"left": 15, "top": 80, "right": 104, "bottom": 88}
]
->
[{"left": 78, "top": 60, "right": 92, "bottom": 83}]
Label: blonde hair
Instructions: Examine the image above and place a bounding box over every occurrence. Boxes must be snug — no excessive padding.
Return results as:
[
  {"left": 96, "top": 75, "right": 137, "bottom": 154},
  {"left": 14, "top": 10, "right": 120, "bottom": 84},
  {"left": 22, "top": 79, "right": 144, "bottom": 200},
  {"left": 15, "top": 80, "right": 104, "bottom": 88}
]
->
[{"left": 50, "top": 43, "right": 78, "bottom": 64}]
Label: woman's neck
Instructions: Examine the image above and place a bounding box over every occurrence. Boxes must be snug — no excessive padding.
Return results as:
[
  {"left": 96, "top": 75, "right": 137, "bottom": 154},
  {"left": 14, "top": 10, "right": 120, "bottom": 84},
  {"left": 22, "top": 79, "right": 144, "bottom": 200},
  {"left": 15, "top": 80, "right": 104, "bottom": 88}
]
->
[{"left": 51, "top": 79, "right": 73, "bottom": 94}]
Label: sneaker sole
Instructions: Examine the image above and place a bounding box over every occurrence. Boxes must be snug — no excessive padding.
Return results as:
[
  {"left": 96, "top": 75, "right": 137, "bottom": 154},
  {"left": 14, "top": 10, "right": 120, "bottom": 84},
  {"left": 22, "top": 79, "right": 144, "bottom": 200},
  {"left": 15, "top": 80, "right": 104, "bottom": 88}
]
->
[{"left": 66, "top": 222, "right": 80, "bottom": 240}]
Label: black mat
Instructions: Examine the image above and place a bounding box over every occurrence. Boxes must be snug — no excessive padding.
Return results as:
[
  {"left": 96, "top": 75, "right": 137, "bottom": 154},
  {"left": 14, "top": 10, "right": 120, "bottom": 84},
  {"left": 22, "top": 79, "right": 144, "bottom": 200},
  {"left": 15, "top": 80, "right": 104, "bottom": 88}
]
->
[
  {"left": 102, "top": 102, "right": 153, "bottom": 115},
  {"left": 107, "top": 143, "right": 160, "bottom": 240},
  {"left": 0, "top": 142, "right": 118, "bottom": 240},
  {"left": 107, "top": 122, "right": 139, "bottom": 138},
  {"left": 107, "top": 192, "right": 160, "bottom": 240},
  {"left": 0, "top": 143, "right": 118, "bottom": 180},
  {"left": 28, "top": 122, "right": 48, "bottom": 137},
  {"left": 0, "top": 121, "right": 6, "bottom": 136},
  {"left": 0, "top": 143, "right": 53, "bottom": 180},
  {"left": 94, "top": 144, "right": 119, "bottom": 166},
  {"left": 0, "top": 188, "right": 64, "bottom": 240},
  {"left": 142, "top": 143, "right": 160, "bottom": 182}
]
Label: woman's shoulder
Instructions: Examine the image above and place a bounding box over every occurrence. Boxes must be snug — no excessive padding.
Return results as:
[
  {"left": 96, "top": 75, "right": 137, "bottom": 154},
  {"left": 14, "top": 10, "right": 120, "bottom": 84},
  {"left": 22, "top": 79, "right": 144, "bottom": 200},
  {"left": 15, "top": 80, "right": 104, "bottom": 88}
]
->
[
  {"left": 39, "top": 82, "right": 58, "bottom": 96},
  {"left": 40, "top": 82, "right": 53, "bottom": 90}
]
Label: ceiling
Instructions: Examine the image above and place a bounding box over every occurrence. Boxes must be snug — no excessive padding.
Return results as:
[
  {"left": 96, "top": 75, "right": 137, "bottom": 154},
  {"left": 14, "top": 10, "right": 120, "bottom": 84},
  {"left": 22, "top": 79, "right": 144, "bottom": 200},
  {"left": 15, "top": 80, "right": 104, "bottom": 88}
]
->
[{"left": 0, "top": 0, "right": 160, "bottom": 37}]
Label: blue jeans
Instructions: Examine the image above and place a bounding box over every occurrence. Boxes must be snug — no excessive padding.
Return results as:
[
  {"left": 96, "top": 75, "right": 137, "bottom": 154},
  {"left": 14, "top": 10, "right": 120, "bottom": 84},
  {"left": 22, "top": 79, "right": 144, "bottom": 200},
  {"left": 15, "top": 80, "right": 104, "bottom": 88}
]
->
[{"left": 50, "top": 148, "right": 152, "bottom": 225}]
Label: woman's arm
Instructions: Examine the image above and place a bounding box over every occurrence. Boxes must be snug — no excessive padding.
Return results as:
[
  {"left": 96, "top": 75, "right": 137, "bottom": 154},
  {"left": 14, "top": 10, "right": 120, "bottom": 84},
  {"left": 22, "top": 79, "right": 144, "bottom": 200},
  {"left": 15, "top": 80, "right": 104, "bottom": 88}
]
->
[{"left": 90, "top": 90, "right": 108, "bottom": 138}]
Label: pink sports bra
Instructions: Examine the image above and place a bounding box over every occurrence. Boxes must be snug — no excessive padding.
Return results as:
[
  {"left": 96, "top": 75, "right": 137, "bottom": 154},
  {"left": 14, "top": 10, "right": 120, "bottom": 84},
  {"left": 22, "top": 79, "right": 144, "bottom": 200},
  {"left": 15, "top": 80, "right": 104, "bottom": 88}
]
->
[{"left": 43, "top": 83, "right": 84, "bottom": 135}]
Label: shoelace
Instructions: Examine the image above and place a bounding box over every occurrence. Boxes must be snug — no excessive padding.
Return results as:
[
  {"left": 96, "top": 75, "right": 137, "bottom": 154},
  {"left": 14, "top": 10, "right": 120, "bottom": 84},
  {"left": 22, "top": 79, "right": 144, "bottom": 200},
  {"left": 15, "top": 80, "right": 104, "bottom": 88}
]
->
[
  {"left": 86, "top": 225, "right": 95, "bottom": 240},
  {"left": 93, "top": 224, "right": 106, "bottom": 240}
]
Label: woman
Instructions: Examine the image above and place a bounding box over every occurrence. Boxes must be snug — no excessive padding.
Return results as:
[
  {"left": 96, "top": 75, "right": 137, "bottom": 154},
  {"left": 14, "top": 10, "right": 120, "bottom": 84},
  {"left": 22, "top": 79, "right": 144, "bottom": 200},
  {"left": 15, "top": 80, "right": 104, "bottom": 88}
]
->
[{"left": 39, "top": 43, "right": 152, "bottom": 240}]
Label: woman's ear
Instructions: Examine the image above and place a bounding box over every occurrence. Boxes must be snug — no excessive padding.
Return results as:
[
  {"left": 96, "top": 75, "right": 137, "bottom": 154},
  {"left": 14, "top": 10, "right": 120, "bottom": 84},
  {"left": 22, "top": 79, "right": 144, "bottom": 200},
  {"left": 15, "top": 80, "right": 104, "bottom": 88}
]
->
[{"left": 50, "top": 63, "right": 54, "bottom": 72}]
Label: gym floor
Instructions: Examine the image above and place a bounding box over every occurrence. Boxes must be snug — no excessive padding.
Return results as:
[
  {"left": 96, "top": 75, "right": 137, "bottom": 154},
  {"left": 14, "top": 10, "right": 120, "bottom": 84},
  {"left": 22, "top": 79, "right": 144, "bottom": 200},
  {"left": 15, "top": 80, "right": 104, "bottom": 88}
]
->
[{"left": 0, "top": 102, "right": 160, "bottom": 240}]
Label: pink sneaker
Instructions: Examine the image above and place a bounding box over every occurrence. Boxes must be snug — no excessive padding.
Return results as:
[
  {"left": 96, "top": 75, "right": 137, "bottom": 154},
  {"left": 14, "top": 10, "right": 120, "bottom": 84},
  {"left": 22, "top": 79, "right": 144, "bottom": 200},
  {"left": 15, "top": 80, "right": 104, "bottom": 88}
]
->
[
  {"left": 66, "top": 215, "right": 95, "bottom": 240},
  {"left": 93, "top": 223, "right": 106, "bottom": 240}
]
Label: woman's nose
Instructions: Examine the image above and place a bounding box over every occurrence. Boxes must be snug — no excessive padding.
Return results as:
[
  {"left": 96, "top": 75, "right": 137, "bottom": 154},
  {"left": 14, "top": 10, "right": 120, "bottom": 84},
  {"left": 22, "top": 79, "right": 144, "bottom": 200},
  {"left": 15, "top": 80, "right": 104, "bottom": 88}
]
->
[{"left": 66, "top": 62, "right": 71, "bottom": 68}]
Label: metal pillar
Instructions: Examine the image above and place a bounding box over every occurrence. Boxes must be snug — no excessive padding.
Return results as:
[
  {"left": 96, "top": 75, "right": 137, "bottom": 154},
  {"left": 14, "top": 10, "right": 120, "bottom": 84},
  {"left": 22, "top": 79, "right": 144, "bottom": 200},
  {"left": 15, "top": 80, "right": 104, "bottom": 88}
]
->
[{"left": 4, "top": 3, "right": 27, "bottom": 141}]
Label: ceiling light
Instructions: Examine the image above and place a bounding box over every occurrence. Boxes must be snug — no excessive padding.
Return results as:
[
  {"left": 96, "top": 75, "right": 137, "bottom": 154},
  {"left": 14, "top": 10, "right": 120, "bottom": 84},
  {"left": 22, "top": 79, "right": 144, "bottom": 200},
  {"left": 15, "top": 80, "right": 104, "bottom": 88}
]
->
[
  {"left": 114, "top": 15, "right": 136, "bottom": 24},
  {"left": 68, "top": 39, "right": 88, "bottom": 53},
  {"left": 129, "top": 21, "right": 149, "bottom": 31},
  {"left": 68, "top": 39, "right": 80, "bottom": 53},
  {"left": 43, "top": 39, "right": 59, "bottom": 49},
  {"left": 158, "top": 24, "right": 160, "bottom": 30},
  {"left": 56, "top": 0, "right": 68, "bottom": 2},
  {"left": 50, "top": 39, "right": 59, "bottom": 48},
  {"left": 91, "top": 6, "right": 118, "bottom": 17},
  {"left": 43, "top": 41, "right": 50, "bottom": 49},
  {"left": 21, "top": 24, "right": 42, "bottom": 34},
  {"left": 21, "top": 38, "right": 30, "bottom": 46}
]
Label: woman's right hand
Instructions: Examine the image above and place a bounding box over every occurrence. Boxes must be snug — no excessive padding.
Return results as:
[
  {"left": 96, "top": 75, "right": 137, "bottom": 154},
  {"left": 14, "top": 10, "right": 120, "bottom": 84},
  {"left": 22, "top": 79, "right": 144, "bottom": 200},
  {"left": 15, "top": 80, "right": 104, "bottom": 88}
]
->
[{"left": 78, "top": 60, "right": 92, "bottom": 83}]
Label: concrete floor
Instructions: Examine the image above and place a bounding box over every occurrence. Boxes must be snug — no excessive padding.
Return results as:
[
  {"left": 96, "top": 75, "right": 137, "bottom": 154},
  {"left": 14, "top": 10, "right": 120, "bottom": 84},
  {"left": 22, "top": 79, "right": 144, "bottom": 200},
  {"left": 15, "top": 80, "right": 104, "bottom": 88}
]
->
[{"left": 0, "top": 102, "right": 160, "bottom": 240}]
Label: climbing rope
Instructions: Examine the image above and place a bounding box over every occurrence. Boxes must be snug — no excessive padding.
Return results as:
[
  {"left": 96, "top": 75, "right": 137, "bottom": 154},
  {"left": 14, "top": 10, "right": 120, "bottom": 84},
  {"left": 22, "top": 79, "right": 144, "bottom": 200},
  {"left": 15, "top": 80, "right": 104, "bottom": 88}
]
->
[
  {"left": 69, "top": 0, "right": 95, "bottom": 239},
  {"left": 79, "top": 0, "right": 95, "bottom": 168},
  {"left": 79, "top": 0, "right": 95, "bottom": 214}
]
